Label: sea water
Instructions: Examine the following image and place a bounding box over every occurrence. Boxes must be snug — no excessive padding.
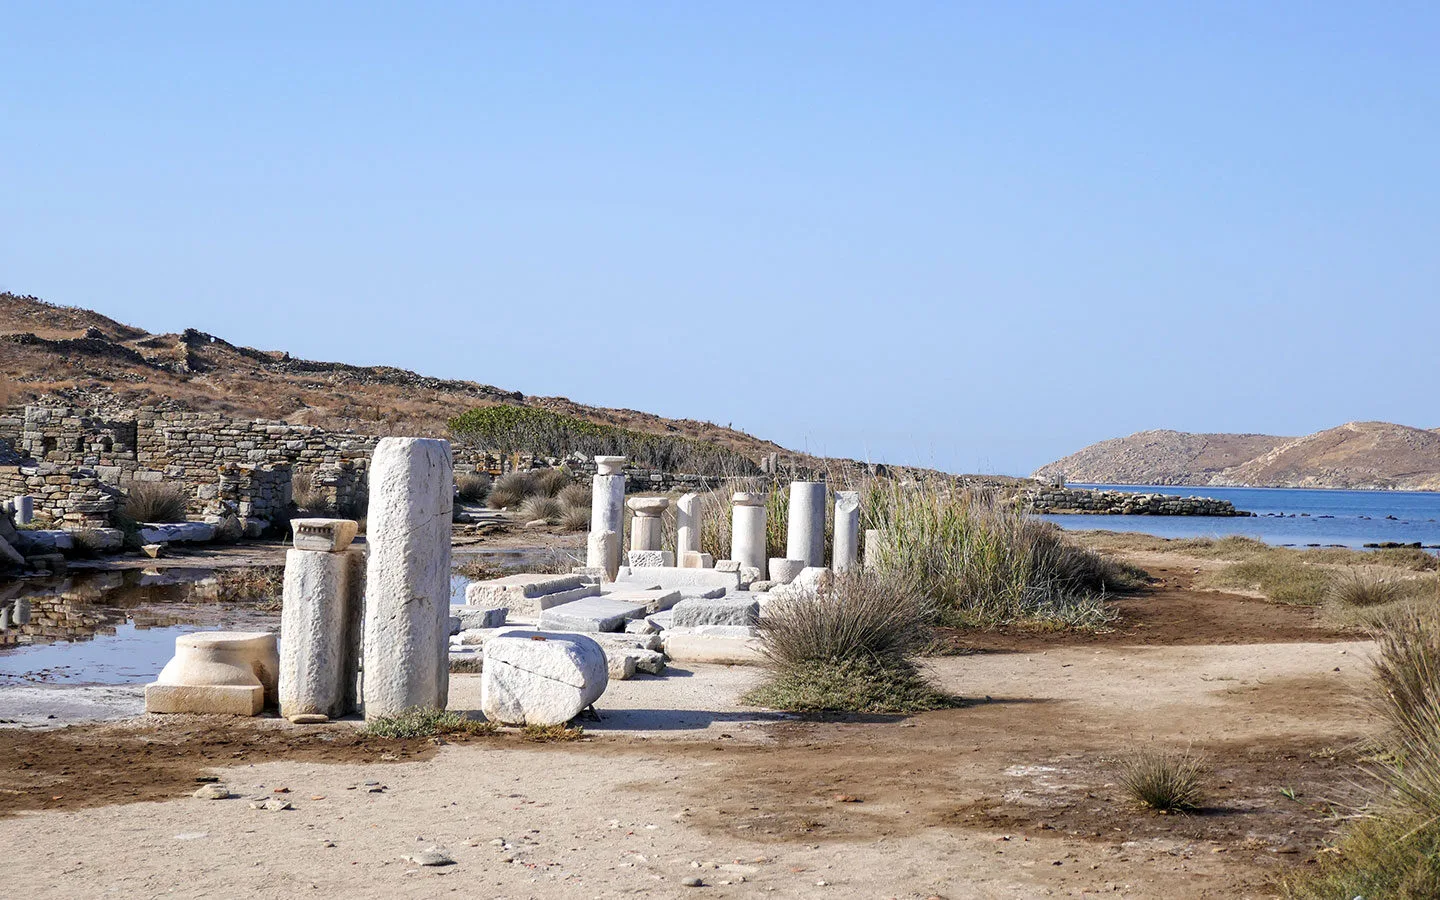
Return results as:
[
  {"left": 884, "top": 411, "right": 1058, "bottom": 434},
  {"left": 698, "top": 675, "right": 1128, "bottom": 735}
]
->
[{"left": 1039, "top": 484, "right": 1440, "bottom": 549}]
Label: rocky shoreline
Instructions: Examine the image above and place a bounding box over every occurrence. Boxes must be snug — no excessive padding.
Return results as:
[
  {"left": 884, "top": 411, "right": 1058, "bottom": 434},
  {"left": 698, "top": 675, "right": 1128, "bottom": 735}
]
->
[{"left": 1025, "top": 486, "right": 1251, "bottom": 517}]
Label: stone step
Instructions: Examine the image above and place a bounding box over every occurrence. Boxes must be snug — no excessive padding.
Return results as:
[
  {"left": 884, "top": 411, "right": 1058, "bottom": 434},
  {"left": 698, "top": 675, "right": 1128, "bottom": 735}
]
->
[{"left": 538, "top": 596, "right": 651, "bottom": 633}]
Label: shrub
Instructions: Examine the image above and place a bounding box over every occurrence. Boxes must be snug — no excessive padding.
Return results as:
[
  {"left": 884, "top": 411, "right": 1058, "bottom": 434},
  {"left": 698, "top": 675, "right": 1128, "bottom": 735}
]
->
[
  {"left": 448, "top": 404, "right": 759, "bottom": 476},
  {"left": 455, "top": 472, "right": 491, "bottom": 503},
  {"left": 123, "top": 482, "right": 190, "bottom": 523},
  {"left": 745, "top": 570, "right": 950, "bottom": 713},
  {"left": 557, "top": 482, "right": 591, "bottom": 510},
  {"left": 535, "top": 467, "right": 570, "bottom": 497},
  {"left": 1285, "top": 610, "right": 1440, "bottom": 896},
  {"left": 518, "top": 495, "right": 562, "bottom": 523},
  {"left": 559, "top": 504, "right": 590, "bottom": 532},
  {"left": 1328, "top": 570, "right": 1403, "bottom": 608},
  {"left": 361, "top": 707, "right": 497, "bottom": 738},
  {"left": 487, "top": 472, "right": 536, "bottom": 509},
  {"left": 1118, "top": 748, "right": 1207, "bottom": 812},
  {"left": 864, "top": 481, "right": 1131, "bottom": 628}
]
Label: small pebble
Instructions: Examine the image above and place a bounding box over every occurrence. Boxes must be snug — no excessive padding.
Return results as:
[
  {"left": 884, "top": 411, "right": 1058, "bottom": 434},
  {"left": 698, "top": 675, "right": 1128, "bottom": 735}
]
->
[
  {"left": 681, "top": 876, "right": 704, "bottom": 887},
  {"left": 192, "top": 784, "right": 231, "bottom": 800}
]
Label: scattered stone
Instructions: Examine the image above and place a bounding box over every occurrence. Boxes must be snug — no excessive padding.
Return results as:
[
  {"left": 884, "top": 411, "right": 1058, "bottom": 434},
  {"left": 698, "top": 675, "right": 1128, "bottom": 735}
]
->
[
  {"left": 672, "top": 597, "right": 760, "bottom": 628},
  {"left": 193, "top": 783, "right": 232, "bottom": 800},
  {"left": 681, "top": 876, "right": 704, "bottom": 887},
  {"left": 625, "top": 618, "right": 660, "bottom": 635},
  {"left": 250, "top": 798, "right": 292, "bottom": 811},
  {"left": 141, "top": 543, "right": 165, "bottom": 559},
  {"left": 404, "top": 847, "right": 455, "bottom": 867},
  {"left": 288, "top": 713, "right": 329, "bottom": 725},
  {"left": 481, "top": 631, "right": 609, "bottom": 726}
]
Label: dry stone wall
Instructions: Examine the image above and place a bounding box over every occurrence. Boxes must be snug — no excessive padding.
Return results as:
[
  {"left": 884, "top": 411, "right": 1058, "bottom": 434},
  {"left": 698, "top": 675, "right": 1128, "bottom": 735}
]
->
[{"left": 1025, "top": 486, "right": 1250, "bottom": 516}]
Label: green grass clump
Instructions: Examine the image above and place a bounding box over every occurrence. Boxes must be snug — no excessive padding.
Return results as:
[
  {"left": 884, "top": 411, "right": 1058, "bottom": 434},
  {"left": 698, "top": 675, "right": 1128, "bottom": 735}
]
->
[
  {"left": 864, "top": 481, "right": 1136, "bottom": 628},
  {"left": 455, "top": 472, "right": 491, "bottom": 503},
  {"left": 361, "top": 707, "right": 497, "bottom": 738},
  {"left": 123, "top": 481, "right": 191, "bottom": 523},
  {"left": 1117, "top": 748, "right": 1207, "bottom": 812},
  {"left": 1211, "top": 556, "right": 1333, "bottom": 605},
  {"left": 1328, "top": 569, "right": 1403, "bottom": 608}
]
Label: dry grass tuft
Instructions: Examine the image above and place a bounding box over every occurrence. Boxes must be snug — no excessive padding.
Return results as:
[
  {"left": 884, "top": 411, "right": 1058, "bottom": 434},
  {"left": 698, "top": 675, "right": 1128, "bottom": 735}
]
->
[
  {"left": 487, "top": 472, "right": 536, "bottom": 509},
  {"left": 455, "top": 472, "right": 491, "bottom": 504},
  {"left": 521, "top": 723, "right": 584, "bottom": 742},
  {"left": 557, "top": 482, "right": 592, "bottom": 510},
  {"left": 535, "top": 467, "right": 571, "bottom": 497},
  {"left": 1118, "top": 748, "right": 1207, "bottom": 812},
  {"left": 122, "top": 482, "right": 190, "bottom": 523},
  {"left": 559, "top": 504, "right": 591, "bottom": 532},
  {"left": 518, "top": 495, "right": 562, "bottom": 523}
]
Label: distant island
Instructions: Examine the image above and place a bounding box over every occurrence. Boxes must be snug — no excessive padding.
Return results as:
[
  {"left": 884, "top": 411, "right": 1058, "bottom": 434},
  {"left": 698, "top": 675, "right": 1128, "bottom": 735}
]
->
[{"left": 1033, "top": 422, "right": 1440, "bottom": 492}]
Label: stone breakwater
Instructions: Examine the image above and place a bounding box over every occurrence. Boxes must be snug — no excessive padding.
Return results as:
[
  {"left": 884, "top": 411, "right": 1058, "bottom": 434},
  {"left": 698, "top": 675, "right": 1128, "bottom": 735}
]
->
[{"left": 1025, "top": 487, "right": 1252, "bottom": 517}]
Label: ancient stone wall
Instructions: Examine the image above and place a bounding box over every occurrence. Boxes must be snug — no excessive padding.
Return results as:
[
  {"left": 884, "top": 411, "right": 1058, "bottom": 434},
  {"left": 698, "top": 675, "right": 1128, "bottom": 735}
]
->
[{"left": 1025, "top": 486, "right": 1250, "bottom": 517}]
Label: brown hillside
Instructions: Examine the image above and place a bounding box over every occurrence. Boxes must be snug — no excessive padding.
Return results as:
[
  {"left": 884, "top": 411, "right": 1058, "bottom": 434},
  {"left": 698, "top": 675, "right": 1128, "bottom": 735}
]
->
[
  {"left": 1034, "top": 423, "right": 1440, "bottom": 491},
  {"left": 0, "top": 292, "right": 787, "bottom": 459}
]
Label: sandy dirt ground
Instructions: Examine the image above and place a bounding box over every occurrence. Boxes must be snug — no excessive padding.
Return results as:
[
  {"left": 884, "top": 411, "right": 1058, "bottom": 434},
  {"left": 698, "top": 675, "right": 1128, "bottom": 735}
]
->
[{"left": 0, "top": 573, "right": 1378, "bottom": 900}]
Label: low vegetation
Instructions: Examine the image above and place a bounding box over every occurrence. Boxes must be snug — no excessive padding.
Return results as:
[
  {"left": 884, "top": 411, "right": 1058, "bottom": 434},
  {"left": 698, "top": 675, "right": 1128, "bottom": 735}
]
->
[
  {"left": 122, "top": 481, "right": 190, "bottom": 523},
  {"left": 518, "top": 495, "right": 562, "bottom": 524},
  {"left": 1118, "top": 748, "right": 1207, "bottom": 813},
  {"left": 864, "top": 482, "right": 1139, "bottom": 628},
  {"left": 289, "top": 469, "right": 333, "bottom": 515},
  {"left": 520, "top": 723, "right": 585, "bottom": 742},
  {"left": 487, "top": 471, "right": 537, "bottom": 509},
  {"left": 746, "top": 570, "right": 952, "bottom": 714},
  {"left": 217, "top": 566, "right": 285, "bottom": 610},
  {"left": 455, "top": 472, "right": 491, "bottom": 504},
  {"left": 448, "top": 404, "right": 759, "bottom": 475},
  {"left": 361, "top": 707, "right": 498, "bottom": 739},
  {"left": 1285, "top": 609, "right": 1440, "bottom": 897}
]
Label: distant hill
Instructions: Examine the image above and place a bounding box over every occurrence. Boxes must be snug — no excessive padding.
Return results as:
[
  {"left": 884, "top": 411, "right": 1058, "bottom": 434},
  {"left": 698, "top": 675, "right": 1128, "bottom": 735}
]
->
[
  {"left": 1034, "top": 423, "right": 1440, "bottom": 491},
  {"left": 0, "top": 292, "right": 786, "bottom": 461}
]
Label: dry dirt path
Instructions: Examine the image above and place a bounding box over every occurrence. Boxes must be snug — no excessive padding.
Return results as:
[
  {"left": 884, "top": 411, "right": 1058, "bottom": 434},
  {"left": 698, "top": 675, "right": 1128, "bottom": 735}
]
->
[{"left": 0, "top": 629, "right": 1376, "bottom": 898}]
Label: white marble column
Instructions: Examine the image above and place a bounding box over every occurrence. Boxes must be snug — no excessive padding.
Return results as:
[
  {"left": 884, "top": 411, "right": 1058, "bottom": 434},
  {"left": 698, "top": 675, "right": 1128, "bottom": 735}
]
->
[
  {"left": 786, "top": 481, "right": 827, "bottom": 568},
  {"left": 361, "top": 437, "right": 453, "bottom": 720},
  {"left": 627, "top": 496, "right": 669, "bottom": 552},
  {"left": 832, "top": 491, "right": 860, "bottom": 573},
  {"left": 675, "top": 492, "right": 702, "bottom": 561},
  {"left": 279, "top": 521, "right": 364, "bottom": 722},
  {"left": 864, "top": 528, "right": 882, "bottom": 569},
  {"left": 731, "top": 492, "right": 767, "bottom": 579},
  {"left": 587, "top": 456, "right": 627, "bottom": 571}
]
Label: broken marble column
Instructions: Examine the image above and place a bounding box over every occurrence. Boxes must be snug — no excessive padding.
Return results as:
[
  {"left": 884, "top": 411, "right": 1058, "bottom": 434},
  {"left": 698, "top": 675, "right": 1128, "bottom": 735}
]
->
[
  {"left": 786, "top": 481, "right": 827, "bottom": 568},
  {"left": 731, "top": 492, "right": 767, "bottom": 579},
  {"left": 675, "top": 492, "right": 702, "bottom": 562},
  {"left": 627, "top": 496, "right": 669, "bottom": 553},
  {"left": 832, "top": 491, "right": 860, "bottom": 573},
  {"left": 588, "top": 529, "right": 621, "bottom": 582},
  {"left": 587, "top": 456, "right": 627, "bottom": 571},
  {"left": 864, "top": 528, "right": 882, "bottom": 569},
  {"left": 279, "top": 519, "right": 364, "bottom": 722},
  {"left": 361, "top": 437, "right": 453, "bottom": 720},
  {"left": 13, "top": 496, "right": 33, "bottom": 526},
  {"left": 145, "top": 631, "right": 279, "bottom": 716}
]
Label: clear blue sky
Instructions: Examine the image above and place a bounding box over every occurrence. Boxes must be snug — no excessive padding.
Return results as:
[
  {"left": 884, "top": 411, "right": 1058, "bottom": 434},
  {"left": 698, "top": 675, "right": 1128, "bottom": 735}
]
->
[{"left": 3, "top": 3, "right": 1437, "bottom": 475}]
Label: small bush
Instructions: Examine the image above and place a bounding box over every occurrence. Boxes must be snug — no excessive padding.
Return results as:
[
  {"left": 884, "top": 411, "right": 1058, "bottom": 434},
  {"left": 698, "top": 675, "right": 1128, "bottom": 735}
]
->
[
  {"left": 487, "top": 472, "right": 537, "bottom": 509},
  {"left": 746, "top": 656, "right": 952, "bottom": 714},
  {"left": 559, "top": 504, "right": 590, "bottom": 532},
  {"left": 557, "top": 482, "right": 592, "bottom": 510},
  {"left": 362, "top": 707, "right": 498, "bottom": 738},
  {"left": 519, "top": 495, "right": 562, "bottom": 523},
  {"left": 535, "top": 467, "right": 570, "bottom": 497},
  {"left": 455, "top": 472, "right": 491, "bottom": 503},
  {"left": 1118, "top": 748, "right": 1207, "bottom": 812},
  {"left": 746, "top": 570, "right": 950, "bottom": 714},
  {"left": 123, "top": 482, "right": 190, "bottom": 523},
  {"left": 1329, "top": 570, "right": 1403, "bottom": 608}
]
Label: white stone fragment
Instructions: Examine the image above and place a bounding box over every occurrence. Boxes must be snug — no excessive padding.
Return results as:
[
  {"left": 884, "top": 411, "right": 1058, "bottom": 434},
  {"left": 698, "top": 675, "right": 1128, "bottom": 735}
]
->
[
  {"left": 768, "top": 558, "right": 806, "bottom": 585},
  {"left": 279, "top": 547, "right": 364, "bottom": 720},
  {"left": 290, "top": 518, "right": 358, "bottom": 552},
  {"left": 627, "top": 549, "right": 674, "bottom": 568},
  {"left": 679, "top": 551, "right": 714, "bottom": 569},
  {"left": 832, "top": 491, "right": 860, "bottom": 573},
  {"left": 361, "top": 437, "right": 453, "bottom": 720},
  {"left": 675, "top": 492, "right": 702, "bottom": 561},
  {"left": 481, "top": 631, "right": 609, "bottom": 726}
]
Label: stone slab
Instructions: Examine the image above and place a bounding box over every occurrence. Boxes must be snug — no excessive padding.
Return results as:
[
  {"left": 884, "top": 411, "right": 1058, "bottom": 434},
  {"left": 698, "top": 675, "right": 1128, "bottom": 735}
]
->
[
  {"left": 538, "top": 596, "right": 651, "bottom": 632},
  {"left": 613, "top": 567, "right": 741, "bottom": 595},
  {"left": 626, "top": 549, "right": 675, "bottom": 568},
  {"left": 138, "top": 522, "right": 216, "bottom": 545},
  {"left": 597, "top": 587, "right": 682, "bottom": 612},
  {"left": 144, "top": 683, "right": 264, "bottom": 716},
  {"left": 451, "top": 605, "right": 507, "bottom": 631},
  {"left": 661, "top": 632, "right": 763, "bottom": 666},
  {"left": 671, "top": 597, "right": 760, "bottom": 627}
]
